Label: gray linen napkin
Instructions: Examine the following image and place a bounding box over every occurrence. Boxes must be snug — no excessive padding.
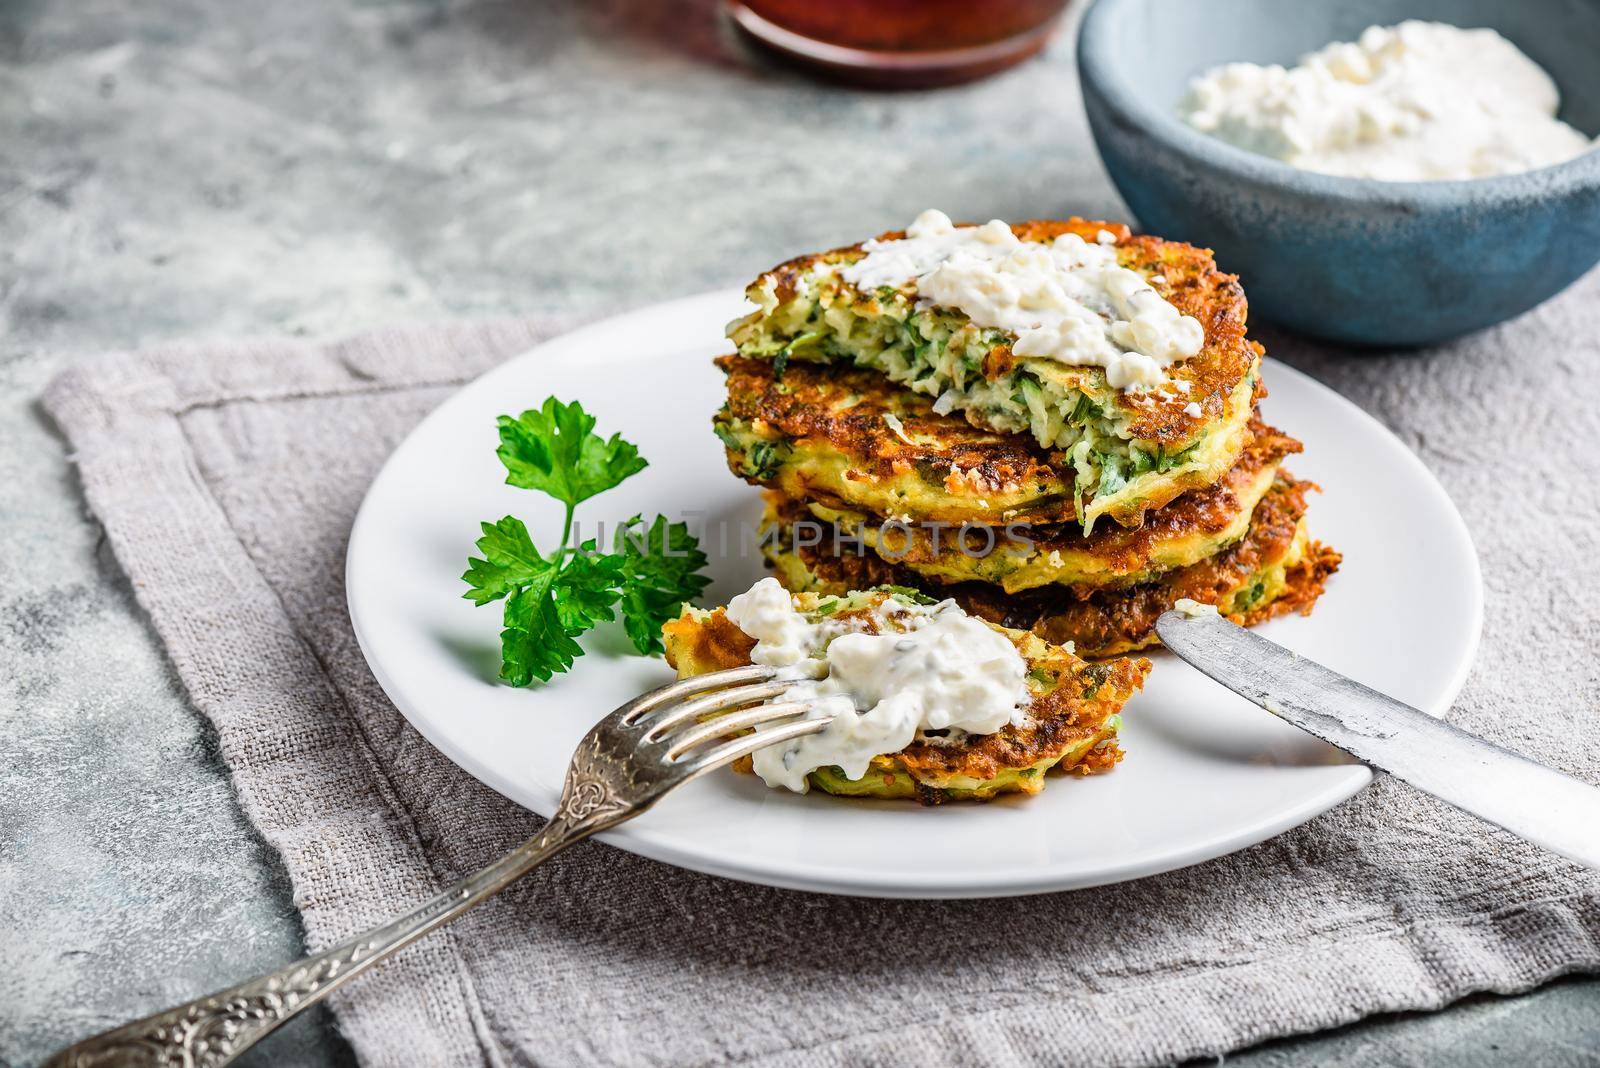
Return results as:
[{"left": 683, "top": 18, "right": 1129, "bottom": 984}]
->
[{"left": 42, "top": 280, "right": 1600, "bottom": 1067}]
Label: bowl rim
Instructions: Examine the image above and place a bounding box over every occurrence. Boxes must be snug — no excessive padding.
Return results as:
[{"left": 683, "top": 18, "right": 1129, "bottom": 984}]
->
[{"left": 1076, "top": 0, "right": 1600, "bottom": 206}]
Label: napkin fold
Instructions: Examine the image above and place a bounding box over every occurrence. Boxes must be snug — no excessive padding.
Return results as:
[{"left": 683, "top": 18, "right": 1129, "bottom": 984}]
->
[{"left": 43, "top": 285, "right": 1600, "bottom": 1066}]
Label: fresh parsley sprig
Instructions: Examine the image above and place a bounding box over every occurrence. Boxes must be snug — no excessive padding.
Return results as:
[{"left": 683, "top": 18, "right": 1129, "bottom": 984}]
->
[{"left": 463, "top": 398, "right": 710, "bottom": 686}]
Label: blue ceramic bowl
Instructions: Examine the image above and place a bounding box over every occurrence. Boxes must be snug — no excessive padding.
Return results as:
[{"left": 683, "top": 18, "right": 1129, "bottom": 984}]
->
[{"left": 1077, "top": 0, "right": 1600, "bottom": 346}]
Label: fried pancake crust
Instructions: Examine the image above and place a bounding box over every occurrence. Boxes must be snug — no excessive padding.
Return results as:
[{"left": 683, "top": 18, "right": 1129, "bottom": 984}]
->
[
  {"left": 764, "top": 472, "right": 1340, "bottom": 658},
  {"left": 717, "top": 354, "right": 1082, "bottom": 524},
  {"left": 661, "top": 594, "right": 1150, "bottom": 803},
  {"left": 772, "top": 422, "right": 1302, "bottom": 593},
  {"left": 737, "top": 218, "right": 1259, "bottom": 452},
  {"left": 716, "top": 354, "right": 1264, "bottom": 528}
]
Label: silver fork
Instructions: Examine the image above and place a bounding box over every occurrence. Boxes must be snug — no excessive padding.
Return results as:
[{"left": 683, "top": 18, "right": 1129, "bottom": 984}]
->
[{"left": 45, "top": 664, "right": 826, "bottom": 1068}]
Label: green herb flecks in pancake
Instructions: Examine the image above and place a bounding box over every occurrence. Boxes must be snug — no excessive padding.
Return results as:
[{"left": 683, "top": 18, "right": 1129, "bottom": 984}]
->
[{"left": 728, "top": 218, "right": 1262, "bottom": 530}]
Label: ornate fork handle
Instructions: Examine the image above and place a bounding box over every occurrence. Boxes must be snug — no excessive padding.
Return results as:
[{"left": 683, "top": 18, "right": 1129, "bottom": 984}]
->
[
  {"left": 44, "top": 665, "right": 813, "bottom": 1068},
  {"left": 46, "top": 777, "right": 634, "bottom": 1068}
]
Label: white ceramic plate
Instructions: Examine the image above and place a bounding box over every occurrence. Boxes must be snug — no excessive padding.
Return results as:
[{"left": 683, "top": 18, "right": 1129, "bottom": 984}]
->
[{"left": 347, "top": 289, "right": 1481, "bottom": 899}]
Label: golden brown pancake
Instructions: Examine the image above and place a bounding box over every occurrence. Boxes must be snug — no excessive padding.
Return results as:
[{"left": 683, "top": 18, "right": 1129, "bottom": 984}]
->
[
  {"left": 727, "top": 218, "right": 1263, "bottom": 529},
  {"left": 766, "top": 423, "right": 1302, "bottom": 593},
  {"left": 762, "top": 472, "right": 1341, "bottom": 658},
  {"left": 662, "top": 588, "right": 1150, "bottom": 804},
  {"left": 716, "top": 354, "right": 1267, "bottom": 529}
]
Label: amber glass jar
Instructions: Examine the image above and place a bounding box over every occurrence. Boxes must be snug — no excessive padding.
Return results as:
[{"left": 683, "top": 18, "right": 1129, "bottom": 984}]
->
[{"left": 726, "top": 0, "right": 1070, "bottom": 88}]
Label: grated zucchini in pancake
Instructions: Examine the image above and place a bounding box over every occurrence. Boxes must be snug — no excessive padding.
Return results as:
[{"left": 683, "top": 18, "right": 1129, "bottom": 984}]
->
[
  {"left": 662, "top": 588, "right": 1149, "bottom": 804},
  {"left": 715, "top": 354, "right": 1255, "bottom": 528},
  {"left": 766, "top": 422, "right": 1301, "bottom": 594},
  {"left": 727, "top": 219, "right": 1262, "bottom": 530},
  {"left": 762, "top": 472, "right": 1340, "bottom": 659}
]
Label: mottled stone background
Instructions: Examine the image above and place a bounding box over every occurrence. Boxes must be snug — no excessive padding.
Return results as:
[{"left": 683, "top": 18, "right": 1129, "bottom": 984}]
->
[{"left": 1, "top": 2, "right": 1596, "bottom": 1066}]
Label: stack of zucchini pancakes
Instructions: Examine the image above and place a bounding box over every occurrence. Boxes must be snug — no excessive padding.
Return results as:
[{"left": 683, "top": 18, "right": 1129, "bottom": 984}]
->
[{"left": 714, "top": 210, "right": 1340, "bottom": 662}]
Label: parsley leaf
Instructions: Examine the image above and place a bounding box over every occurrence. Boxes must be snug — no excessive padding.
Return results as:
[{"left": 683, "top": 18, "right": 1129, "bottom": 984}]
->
[
  {"left": 462, "top": 516, "right": 555, "bottom": 606},
  {"left": 500, "top": 584, "right": 583, "bottom": 686},
  {"left": 496, "top": 398, "right": 648, "bottom": 506},
  {"left": 551, "top": 542, "right": 625, "bottom": 634},
  {"left": 464, "top": 517, "right": 576, "bottom": 684},
  {"left": 465, "top": 398, "right": 709, "bottom": 687},
  {"left": 612, "top": 514, "right": 712, "bottom": 656}
]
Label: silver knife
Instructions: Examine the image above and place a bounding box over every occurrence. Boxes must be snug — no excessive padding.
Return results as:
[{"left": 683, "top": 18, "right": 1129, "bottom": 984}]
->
[{"left": 1155, "top": 610, "right": 1600, "bottom": 870}]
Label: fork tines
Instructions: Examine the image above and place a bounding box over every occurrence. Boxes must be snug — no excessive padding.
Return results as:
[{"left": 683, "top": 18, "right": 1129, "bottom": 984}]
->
[{"left": 616, "top": 665, "right": 834, "bottom": 774}]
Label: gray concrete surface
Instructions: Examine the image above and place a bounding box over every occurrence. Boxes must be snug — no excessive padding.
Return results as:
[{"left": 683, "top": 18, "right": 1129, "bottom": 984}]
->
[{"left": 1, "top": 1, "right": 1595, "bottom": 1065}]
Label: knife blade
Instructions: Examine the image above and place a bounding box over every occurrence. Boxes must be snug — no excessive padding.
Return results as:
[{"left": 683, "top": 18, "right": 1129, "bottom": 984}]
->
[{"left": 1154, "top": 610, "right": 1600, "bottom": 870}]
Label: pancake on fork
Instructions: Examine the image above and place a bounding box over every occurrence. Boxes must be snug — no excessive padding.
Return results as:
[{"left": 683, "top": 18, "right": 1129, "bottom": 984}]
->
[{"left": 663, "top": 586, "right": 1150, "bottom": 804}]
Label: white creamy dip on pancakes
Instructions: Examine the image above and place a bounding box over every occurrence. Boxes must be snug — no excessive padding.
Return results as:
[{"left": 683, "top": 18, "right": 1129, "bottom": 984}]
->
[
  {"left": 841, "top": 209, "right": 1204, "bottom": 391},
  {"left": 724, "top": 578, "right": 1030, "bottom": 794}
]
